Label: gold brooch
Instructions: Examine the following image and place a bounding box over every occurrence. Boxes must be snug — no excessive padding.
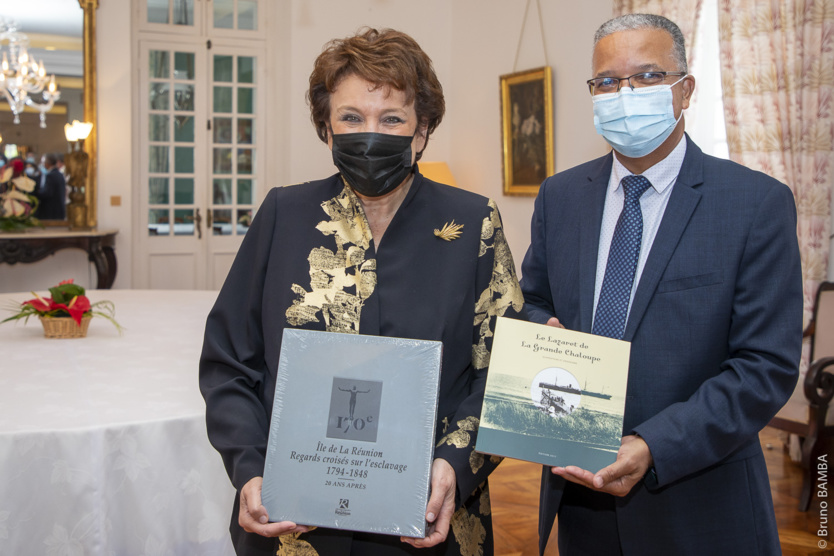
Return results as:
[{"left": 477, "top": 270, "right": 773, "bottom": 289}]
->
[{"left": 434, "top": 220, "right": 464, "bottom": 241}]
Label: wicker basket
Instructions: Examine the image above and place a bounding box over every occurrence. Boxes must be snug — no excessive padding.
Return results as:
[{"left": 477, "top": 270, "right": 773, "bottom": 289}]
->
[{"left": 39, "top": 315, "right": 92, "bottom": 339}]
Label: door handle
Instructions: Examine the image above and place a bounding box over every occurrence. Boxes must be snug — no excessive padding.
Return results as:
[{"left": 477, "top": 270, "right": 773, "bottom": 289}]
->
[
  {"left": 195, "top": 208, "right": 202, "bottom": 239},
  {"left": 207, "top": 208, "right": 213, "bottom": 228}
]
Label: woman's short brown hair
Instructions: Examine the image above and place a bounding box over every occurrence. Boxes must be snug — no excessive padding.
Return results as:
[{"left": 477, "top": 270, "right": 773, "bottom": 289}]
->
[{"left": 307, "top": 28, "right": 445, "bottom": 159}]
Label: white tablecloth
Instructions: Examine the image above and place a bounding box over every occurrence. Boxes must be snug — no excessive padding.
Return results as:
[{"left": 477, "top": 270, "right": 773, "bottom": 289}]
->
[{"left": 0, "top": 289, "right": 236, "bottom": 555}]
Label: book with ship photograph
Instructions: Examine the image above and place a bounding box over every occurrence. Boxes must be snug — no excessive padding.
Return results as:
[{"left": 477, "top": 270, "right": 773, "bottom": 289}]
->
[
  {"left": 261, "top": 328, "right": 442, "bottom": 537},
  {"left": 476, "top": 317, "right": 630, "bottom": 472}
]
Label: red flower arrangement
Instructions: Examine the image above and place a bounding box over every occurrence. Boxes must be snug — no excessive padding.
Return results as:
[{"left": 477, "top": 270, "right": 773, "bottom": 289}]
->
[{"left": 2, "top": 279, "right": 121, "bottom": 332}]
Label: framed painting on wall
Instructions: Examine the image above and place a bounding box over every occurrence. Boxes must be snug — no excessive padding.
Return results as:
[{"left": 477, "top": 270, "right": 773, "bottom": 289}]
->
[{"left": 500, "top": 66, "right": 554, "bottom": 196}]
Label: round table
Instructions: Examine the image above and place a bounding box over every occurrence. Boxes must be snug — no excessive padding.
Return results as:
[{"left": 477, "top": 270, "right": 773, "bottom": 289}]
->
[{"left": 0, "top": 289, "right": 235, "bottom": 555}]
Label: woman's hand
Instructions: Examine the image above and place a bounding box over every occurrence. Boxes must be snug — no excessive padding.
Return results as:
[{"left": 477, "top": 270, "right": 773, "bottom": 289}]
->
[
  {"left": 401, "top": 458, "right": 457, "bottom": 548},
  {"left": 239, "top": 476, "right": 311, "bottom": 537}
]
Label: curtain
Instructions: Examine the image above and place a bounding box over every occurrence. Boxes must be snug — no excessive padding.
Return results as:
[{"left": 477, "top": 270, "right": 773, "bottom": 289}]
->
[
  {"left": 718, "top": 0, "right": 834, "bottom": 335},
  {"left": 613, "top": 0, "right": 705, "bottom": 67}
]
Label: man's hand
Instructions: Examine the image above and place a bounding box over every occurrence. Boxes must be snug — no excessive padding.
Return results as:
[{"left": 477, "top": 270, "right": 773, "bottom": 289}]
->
[
  {"left": 402, "top": 458, "right": 456, "bottom": 548},
  {"left": 551, "top": 435, "right": 653, "bottom": 497},
  {"left": 546, "top": 317, "right": 565, "bottom": 328},
  {"left": 239, "top": 476, "right": 310, "bottom": 537}
]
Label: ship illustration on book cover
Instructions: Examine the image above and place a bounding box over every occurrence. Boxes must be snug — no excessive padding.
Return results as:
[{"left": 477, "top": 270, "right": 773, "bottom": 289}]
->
[{"left": 476, "top": 317, "right": 630, "bottom": 472}]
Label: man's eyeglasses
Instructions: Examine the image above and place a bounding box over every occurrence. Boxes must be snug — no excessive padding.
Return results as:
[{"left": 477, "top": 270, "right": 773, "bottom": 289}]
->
[{"left": 586, "top": 71, "right": 687, "bottom": 95}]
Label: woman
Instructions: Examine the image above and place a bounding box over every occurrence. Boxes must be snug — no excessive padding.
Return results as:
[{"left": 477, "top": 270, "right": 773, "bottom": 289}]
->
[{"left": 200, "top": 28, "right": 524, "bottom": 556}]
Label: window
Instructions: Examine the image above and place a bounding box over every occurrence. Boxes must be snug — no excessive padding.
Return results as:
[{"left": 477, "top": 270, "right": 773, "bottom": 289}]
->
[{"left": 685, "top": 0, "right": 729, "bottom": 160}]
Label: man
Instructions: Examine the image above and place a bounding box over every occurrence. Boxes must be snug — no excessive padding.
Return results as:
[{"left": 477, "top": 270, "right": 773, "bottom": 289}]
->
[
  {"left": 520, "top": 14, "right": 802, "bottom": 555},
  {"left": 24, "top": 158, "right": 41, "bottom": 184},
  {"left": 55, "top": 152, "right": 66, "bottom": 176},
  {"left": 37, "top": 152, "right": 67, "bottom": 220}
]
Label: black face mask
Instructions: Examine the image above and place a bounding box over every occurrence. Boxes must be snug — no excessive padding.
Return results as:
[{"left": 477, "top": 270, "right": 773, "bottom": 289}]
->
[{"left": 331, "top": 132, "right": 414, "bottom": 197}]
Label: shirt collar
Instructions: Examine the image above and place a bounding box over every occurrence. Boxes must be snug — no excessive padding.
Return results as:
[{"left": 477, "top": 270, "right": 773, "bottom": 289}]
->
[{"left": 610, "top": 137, "right": 688, "bottom": 195}]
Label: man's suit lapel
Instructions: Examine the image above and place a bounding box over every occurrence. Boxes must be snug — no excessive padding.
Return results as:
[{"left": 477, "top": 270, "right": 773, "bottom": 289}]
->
[
  {"left": 578, "top": 154, "right": 613, "bottom": 333},
  {"left": 623, "top": 135, "right": 705, "bottom": 341}
]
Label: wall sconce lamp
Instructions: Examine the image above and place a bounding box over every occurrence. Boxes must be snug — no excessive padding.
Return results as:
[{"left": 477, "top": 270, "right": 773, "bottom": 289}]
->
[
  {"left": 64, "top": 120, "right": 94, "bottom": 230},
  {"left": 64, "top": 120, "right": 93, "bottom": 147}
]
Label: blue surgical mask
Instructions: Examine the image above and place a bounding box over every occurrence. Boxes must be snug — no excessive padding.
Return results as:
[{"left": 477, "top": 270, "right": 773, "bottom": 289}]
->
[{"left": 592, "top": 75, "right": 686, "bottom": 158}]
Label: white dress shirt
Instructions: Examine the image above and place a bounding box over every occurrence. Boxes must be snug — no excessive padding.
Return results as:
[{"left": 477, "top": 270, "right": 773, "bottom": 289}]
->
[{"left": 592, "top": 137, "right": 688, "bottom": 327}]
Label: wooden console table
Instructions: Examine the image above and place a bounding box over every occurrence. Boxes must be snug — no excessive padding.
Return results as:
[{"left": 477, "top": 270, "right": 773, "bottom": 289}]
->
[{"left": 0, "top": 229, "right": 119, "bottom": 289}]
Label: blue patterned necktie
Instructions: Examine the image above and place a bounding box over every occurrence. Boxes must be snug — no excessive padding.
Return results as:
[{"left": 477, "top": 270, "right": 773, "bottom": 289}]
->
[{"left": 592, "top": 175, "right": 653, "bottom": 339}]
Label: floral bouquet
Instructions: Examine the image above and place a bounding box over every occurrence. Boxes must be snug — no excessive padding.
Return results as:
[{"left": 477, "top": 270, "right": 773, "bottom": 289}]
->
[
  {"left": 0, "top": 158, "right": 41, "bottom": 232},
  {"left": 2, "top": 279, "right": 122, "bottom": 337}
]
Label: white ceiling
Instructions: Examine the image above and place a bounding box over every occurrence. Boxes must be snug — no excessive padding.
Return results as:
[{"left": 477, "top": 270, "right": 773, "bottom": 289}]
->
[
  {"left": 2, "top": 0, "right": 83, "bottom": 38},
  {"left": 1, "top": 1, "right": 84, "bottom": 77}
]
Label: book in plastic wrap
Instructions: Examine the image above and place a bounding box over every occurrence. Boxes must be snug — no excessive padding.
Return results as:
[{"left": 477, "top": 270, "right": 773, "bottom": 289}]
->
[
  {"left": 261, "top": 328, "right": 442, "bottom": 537},
  {"left": 476, "top": 317, "right": 630, "bottom": 472}
]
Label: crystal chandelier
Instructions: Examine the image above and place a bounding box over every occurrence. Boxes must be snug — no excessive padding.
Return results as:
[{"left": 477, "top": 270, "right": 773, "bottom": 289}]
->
[{"left": 0, "top": 17, "right": 61, "bottom": 128}]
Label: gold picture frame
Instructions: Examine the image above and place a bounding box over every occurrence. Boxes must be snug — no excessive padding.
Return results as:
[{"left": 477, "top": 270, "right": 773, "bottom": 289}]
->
[{"left": 500, "top": 66, "right": 554, "bottom": 196}]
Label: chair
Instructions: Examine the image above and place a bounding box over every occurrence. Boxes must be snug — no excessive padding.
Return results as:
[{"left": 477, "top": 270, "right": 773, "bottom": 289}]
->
[{"left": 769, "top": 281, "right": 834, "bottom": 511}]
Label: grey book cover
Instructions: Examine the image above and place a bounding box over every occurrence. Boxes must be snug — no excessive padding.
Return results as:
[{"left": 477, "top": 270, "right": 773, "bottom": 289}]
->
[
  {"left": 476, "top": 317, "right": 630, "bottom": 472},
  {"left": 262, "top": 328, "right": 442, "bottom": 537}
]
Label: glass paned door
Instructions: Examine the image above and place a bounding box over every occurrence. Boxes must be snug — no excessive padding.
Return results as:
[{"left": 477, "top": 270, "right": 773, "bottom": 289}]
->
[
  {"left": 138, "top": 40, "right": 263, "bottom": 289},
  {"left": 146, "top": 48, "right": 199, "bottom": 237},
  {"left": 210, "top": 51, "right": 257, "bottom": 237},
  {"left": 139, "top": 41, "right": 208, "bottom": 289}
]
